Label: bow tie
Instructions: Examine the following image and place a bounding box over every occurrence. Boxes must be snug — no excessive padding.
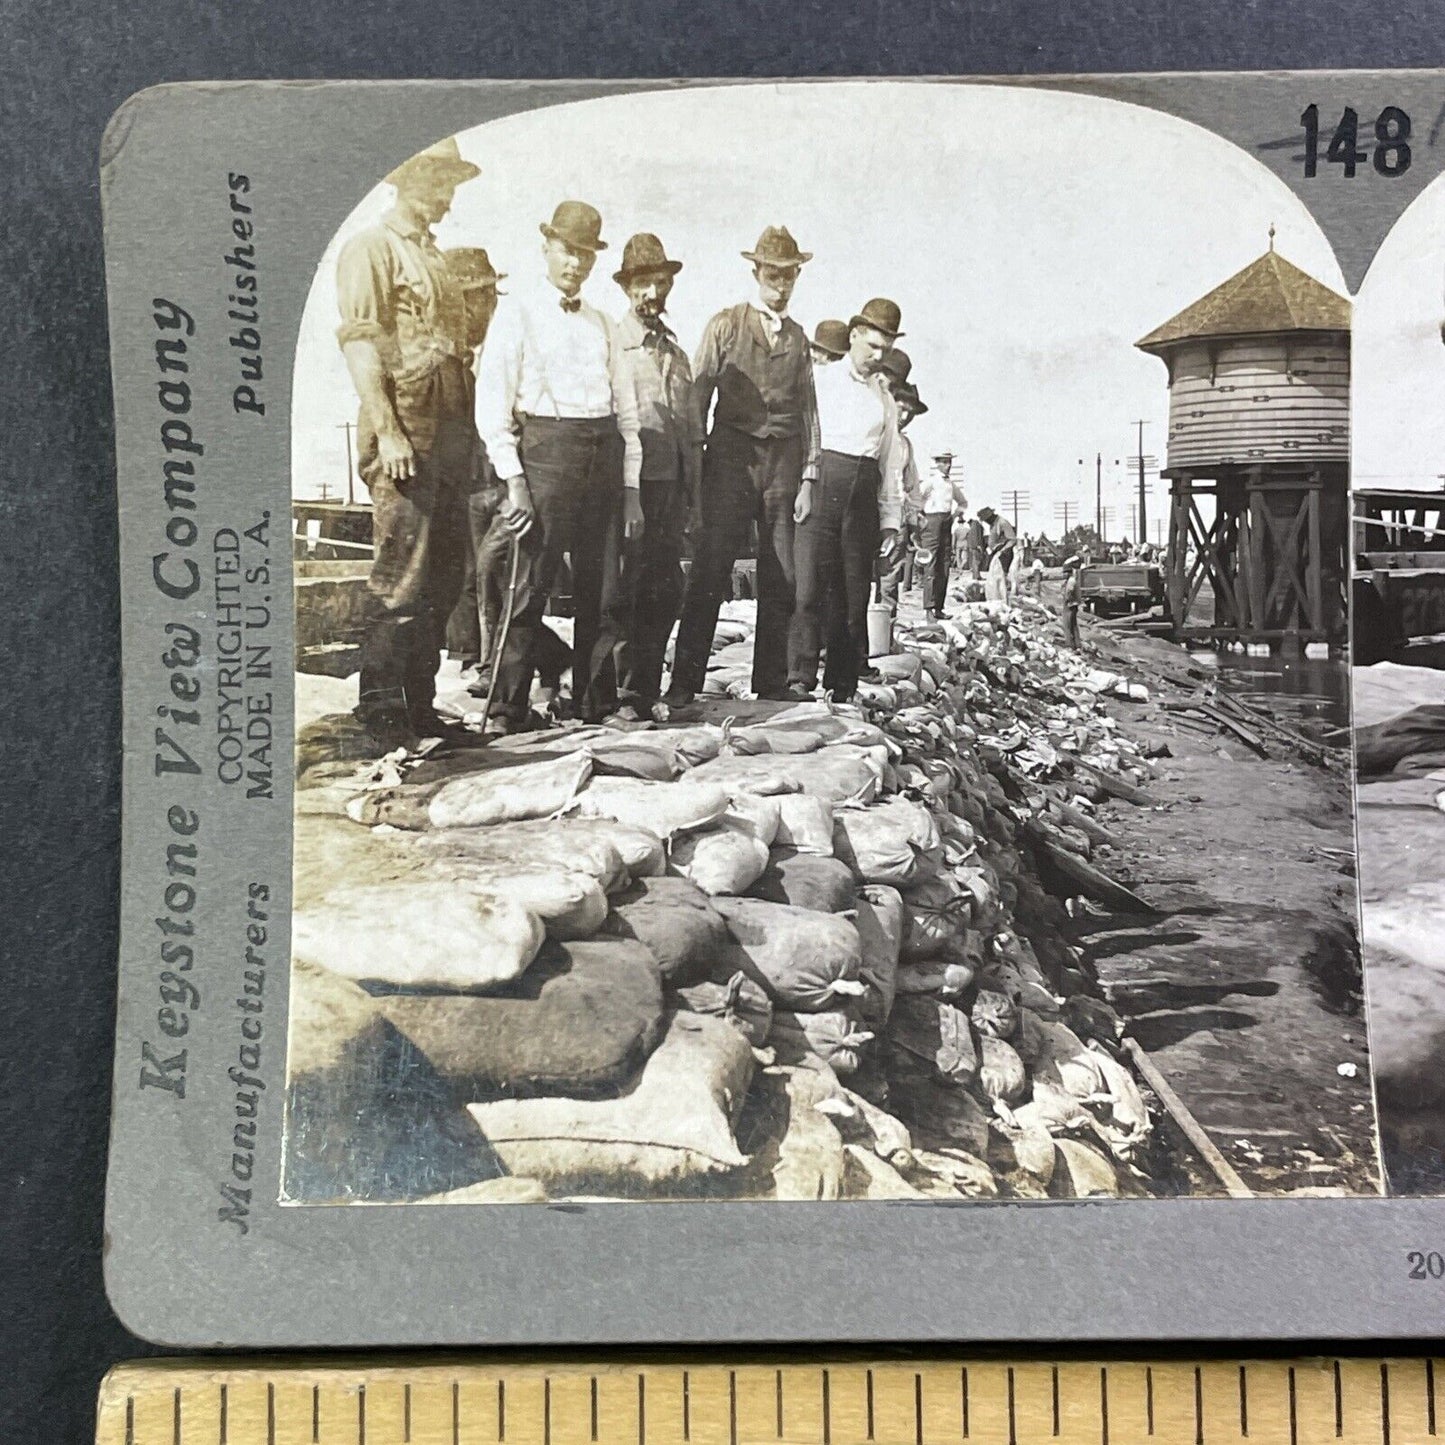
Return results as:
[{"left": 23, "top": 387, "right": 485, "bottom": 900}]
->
[{"left": 559, "top": 295, "right": 581, "bottom": 314}]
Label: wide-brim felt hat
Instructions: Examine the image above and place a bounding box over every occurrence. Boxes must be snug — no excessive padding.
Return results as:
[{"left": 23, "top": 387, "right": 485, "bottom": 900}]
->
[
  {"left": 541, "top": 200, "right": 608, "bottom": 252},
  {"left": 850, "top": 297, "right": 905, "bottom": 340},
  {"left": 613, "top": 232, "right": 683, "bottom": 284},
  {"left": 812, "top": 319, "right": 850, "bottom": 357},
  {"left": 445, "top": 247, "right": 507, "bottom": 290},
  {"left": 894, "top": 380, "right": 928, "bottom": 414},
  {"left": 742, "top": 225, "right": 812, "bottom": 269},
  {"left": 385, "top": 136, "right": 481, "bottom": 189}
]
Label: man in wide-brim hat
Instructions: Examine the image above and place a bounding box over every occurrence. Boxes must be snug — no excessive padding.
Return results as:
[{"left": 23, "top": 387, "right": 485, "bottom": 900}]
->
[
  {"left": 785, "top": 299, "right": 908, "bottom": 702},
  {"left": 608, "top": 233, "right": 703, "bottom": 721},
  {"left": 668, "top": 225, "right": 822, "bottom": 703},
  {"left": 475, "top": 199, "right": 645, "bottom": 731},
  {"left": 916, "top": 447, "right": 968, "bottom": 620},
  {"left": 334, "top": 134, "right": 482, "bottom": 750}
]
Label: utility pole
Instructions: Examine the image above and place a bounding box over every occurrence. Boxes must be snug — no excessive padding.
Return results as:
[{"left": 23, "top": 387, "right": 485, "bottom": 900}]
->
[
  {"left": 337, "top": 421, "right": 357, "bottom": 505},
  {"left": 1002, "top": 489, "right": 1031, "bottom": 532},
  {"left": 1095, "top": 451, "right": 1103, "bottom": 540},
  {"left": 1101, "top": 506, "right": 1115, "bottom": 541},
  {"left": 1054, "top": 500, "right": 1075, "bottom": 536},
  {"left": 1131, "top": 420, "right": 1148, "bottom": 542}
]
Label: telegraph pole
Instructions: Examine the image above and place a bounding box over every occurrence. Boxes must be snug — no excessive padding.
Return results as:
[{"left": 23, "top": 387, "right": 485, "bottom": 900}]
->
[
  {"left": 1095, "top": 451, "right": 1103, "bottom": 540},
  {"left": 1054, "top": 500, "right": 1075, "bottom": 536},
  {"left": 1131, "top": 420, "right": 1148, "bottom": 542},
  {"left": 1002, "top": 489, "right": 1031, "bottom": 532},
  {"left": 337, "top": 421, "right": 357, "bottom": 505}
]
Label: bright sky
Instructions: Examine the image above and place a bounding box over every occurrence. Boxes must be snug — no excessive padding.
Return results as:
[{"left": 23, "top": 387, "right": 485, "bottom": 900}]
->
[
  {"left": 1354, "top": 175, "right": 1445, "bottom": 493},
  {"left": 292, "top": 80, "right": 1348, "bottom": 541}
]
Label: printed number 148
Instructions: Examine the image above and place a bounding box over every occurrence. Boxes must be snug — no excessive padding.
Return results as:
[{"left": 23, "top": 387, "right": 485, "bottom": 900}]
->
[{"left": 1301, "top": 104, "right": 1411, "bottom": 177}]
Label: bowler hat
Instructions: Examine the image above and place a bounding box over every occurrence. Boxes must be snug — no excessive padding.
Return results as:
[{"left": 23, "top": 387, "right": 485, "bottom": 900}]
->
[
  {"left": 812, "top": 319, "right": 850, "bottom": 357},
  {"left": 613, "top": 232, "right": 683, "bottom": 285},
  {"left": 894, "top": 380, "right": 929, "bottom": 415},
  {"left": 849, "top": 297, "right": 904, "bottom": 340},
  {"left": 541, "top": 200, "right": 608, "bottom": 253},
  {"left": 384, "top": 136, "right": 481, "bottom": 190},
  {"left": 933, "top": 449, "right": 956, "bottom": 462},
  {"left": 742, "top": 225, "right": 812, "bottom": 269},
  {"left": 879, "top": 347, "right": 913, "bottom": 385},
  {"left": 445, "top": 247, "right": 506, "bottom": 291}
]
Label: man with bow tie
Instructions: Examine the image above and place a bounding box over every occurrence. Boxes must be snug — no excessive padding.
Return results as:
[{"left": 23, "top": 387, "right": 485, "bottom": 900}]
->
[
  {"left": 609, "top": 233, "right": 703, "bottom": 722},
  {"left": 667, "top": 225, "right": 822, "bottom": 703},
  {"left": 475, "top": 200, "right": 643, "bottom": 730}
]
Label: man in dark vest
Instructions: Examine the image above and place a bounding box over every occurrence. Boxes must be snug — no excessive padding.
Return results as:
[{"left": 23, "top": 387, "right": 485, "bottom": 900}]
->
[{"left": 667, "top": 225, "right": 821, "bottom": 703}]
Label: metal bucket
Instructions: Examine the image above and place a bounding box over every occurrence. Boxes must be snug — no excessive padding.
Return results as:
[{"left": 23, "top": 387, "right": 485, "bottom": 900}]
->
[{"left": 867, "top": 601, "right": 893, "bottom": 657}]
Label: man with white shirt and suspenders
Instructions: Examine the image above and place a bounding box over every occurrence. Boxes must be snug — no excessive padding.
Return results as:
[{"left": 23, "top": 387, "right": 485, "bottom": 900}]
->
[
  {"left": 475, "top": 200, "right": 644, "bottom": 731},
  {"left": 786, "top": 298, "right": 907, "bottom": 702}
]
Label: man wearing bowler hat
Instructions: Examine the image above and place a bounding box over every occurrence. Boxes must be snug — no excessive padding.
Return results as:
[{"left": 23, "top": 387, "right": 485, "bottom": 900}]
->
[
  {"left": 609, "top": 233, "right": 703, "bottom": 721},
  {"left": 877, "top": 348, "right": 924, "bottom": 607},
  {"left": 335, "top": 135, "right": 482, "bottom": 750},
  {"left": 810, "top": 319, "right": 850, "bottom": 367},
  {"left": 786, "top": 298, "right": 907, "bottom": 702},
  {"left": 475, "top": 200, "right": 643, "bottom": 730},
  {"left": 667, "top": 225, "right": 821, "bottom": 703}
]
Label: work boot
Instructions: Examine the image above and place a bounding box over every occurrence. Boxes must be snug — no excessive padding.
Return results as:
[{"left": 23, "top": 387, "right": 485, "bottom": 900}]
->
[
  {"left": 782, "top": 683, "right": 814, "bottom": 703},
  {"left": 662, "top": 683, "right": 695, "bottom": 706},
  {"left": 357, "top": 709, "right": 421, "bottom": 757}
]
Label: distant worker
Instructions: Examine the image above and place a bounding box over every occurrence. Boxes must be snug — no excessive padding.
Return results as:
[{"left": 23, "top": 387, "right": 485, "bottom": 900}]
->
[
  {"left": 917, "top": 449, "right": 967, "bottom": 621},
  {"left": 876, "top": 348, "right": 923, "bottom": 607},
  {"left": 810, "top": 319, "right": 850, "bottom": 366},
  {"left": 977, "top": 504, "right": 1017, "bottom": 603},
  {"left": 964, "top": 510, "right": 986, "bottom": 580}
]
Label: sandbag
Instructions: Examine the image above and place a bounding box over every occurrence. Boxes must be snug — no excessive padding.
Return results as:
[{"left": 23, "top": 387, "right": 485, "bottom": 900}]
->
[
  {"left": 714, "top": 897, "right": 866, "bottom": 1011},
  {"left": 423, "top": 861, "right": 607, "bottom": 941},
  {"left": 411, "top": 820, "right": 629, "bottom": 895},
  {"left": 971, "top": 989, "right": 1021, "bottom": 1041},
  {"left": 887, "top": 995, "right": 979, "bottom": 1085},
  {"left": 1049, "top": 1138, "right": 1121, "bottom": 1198},
  {"left": 726, "top": 791, "right": 782, "bottom": 845},
  {"left": 408, "top": 751, "right": 594, "bottom": 830},
  {"left": 670, "top": 817, "right": 771, "bottom": 896},
  {"left": 688, "top": 746, "right": 882, "bottom": 803},
  {"left": 748, "top": 851, "right": 857, "bottom": 912},
  {"left": 774, "top": 794, "right": 836, "bottom": 856},
  {"left": 895, "top": 958, "right": 976, "bottom": 998},
  {"left": 574, "top": 777, "right": 730, "bottom": 838},
  {"left": 899, "top": 874, "right": 971, "bottom": 960},
  {"left": 769, "top": 1066, "right": 846, "bottom": 1201},
  {"left": 674, "top": 971, "right": 773, "bottom": 1048},
  {"left": 770, "top": 1007, "right": 874, "bottom": 1075},
  {"left": 376, "top": 938, "right": 663, "bottom": 1096},
  {"left": 293, "top": 881, "right": 544, "bottom": 992},
  {"left": 586, "top": 738, "right": 684, "bottom": 780},
  {"left": 467, "top": 1012, "right": 754, "bottom": 1191},
  {"left": 855, "top": 884, "right": 904, "bottom": 1025},
  {"left": 976, "top": 1035, "right": 1029, "bottom": 1107},
  {"left": 724, "top": 723, "right": 826, "bottom": 755},
  {"left": 868, "top": 794, "right": 942, "bottom": 851},
  {"left": 598, "top": 875, "right": 729, "bottom": 986},
  {"left": 548, "top": 816, "right": 666, "bottom": 879},
  {"left": 832, "top": 807, "right": 920, "bottom": 886},
  {"left": 763, "top": 702, "right": 888, "bottom": 748}
]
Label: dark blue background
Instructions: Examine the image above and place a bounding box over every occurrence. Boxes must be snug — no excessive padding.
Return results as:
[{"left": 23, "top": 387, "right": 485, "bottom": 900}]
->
[{"left": 2, "top": 5, "right": 1441, "bottom": 1441}]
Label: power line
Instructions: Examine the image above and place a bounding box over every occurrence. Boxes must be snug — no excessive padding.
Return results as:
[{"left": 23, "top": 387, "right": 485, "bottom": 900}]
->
[{"left": 1001, "top": 489, "right": 1032, "bottom": 531}]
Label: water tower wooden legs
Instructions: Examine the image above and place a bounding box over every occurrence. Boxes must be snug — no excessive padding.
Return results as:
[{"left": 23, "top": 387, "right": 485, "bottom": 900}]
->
[{"left": 1164, "top": 466, "right": 1345, "bottom": 642}]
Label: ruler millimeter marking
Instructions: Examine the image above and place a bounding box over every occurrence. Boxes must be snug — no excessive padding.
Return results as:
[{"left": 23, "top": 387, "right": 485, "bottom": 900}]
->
[{"left": 98, "top": 1357, "right": 1437, "bottom": 1445}]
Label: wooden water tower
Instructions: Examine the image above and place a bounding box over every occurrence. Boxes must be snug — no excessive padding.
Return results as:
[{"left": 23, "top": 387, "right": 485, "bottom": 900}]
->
[{"left": 1135, "top": 235, "right": 1350, "bottom": 642}]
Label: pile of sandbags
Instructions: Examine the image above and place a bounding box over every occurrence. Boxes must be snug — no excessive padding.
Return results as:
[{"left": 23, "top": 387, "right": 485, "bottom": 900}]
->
[{"left": 289, "top": 596, "right": 1164, "bottom": 1203}]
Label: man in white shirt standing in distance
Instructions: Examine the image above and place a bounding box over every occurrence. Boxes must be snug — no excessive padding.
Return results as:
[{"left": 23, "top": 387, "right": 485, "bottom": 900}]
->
[
  {"left": 918, "top": 448, "right": 968, "bottom": 621},
  {"left": 786, "top": 298, "right": 907, "bottom": 702},
  {"left": 475, "top": 200, "right": 643, "bottom": 731},
  {"left": 609, "top": 233, "right": 702, "bottom": 722},
  {"left": 667, "top": 226, "right": 822, "bottom": 703}
]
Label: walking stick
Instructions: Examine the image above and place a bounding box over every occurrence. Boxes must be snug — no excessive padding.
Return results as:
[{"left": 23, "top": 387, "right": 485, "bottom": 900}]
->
[{"left": 479, "top": 533, "right": 522, "bottom": 736}]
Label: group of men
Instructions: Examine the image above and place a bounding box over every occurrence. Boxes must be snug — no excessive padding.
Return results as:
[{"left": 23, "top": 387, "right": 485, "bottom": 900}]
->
[{"left": 334, "top": 138, "right": 991, "bottom": 749}]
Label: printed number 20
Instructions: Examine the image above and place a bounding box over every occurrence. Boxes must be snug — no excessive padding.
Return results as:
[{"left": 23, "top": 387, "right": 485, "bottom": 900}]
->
[
  {"left": 1407, "top": 1250, "right": 1445, "bottom": 1279},
  {"left": 1301, "top": 105, "right": 1411, "bottom": 178}
]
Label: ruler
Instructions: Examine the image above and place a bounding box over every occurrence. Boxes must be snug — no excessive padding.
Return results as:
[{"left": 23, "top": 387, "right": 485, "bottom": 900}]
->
[{"left": 97, "top": 1357, "right": 1438, "bottom": 1445}]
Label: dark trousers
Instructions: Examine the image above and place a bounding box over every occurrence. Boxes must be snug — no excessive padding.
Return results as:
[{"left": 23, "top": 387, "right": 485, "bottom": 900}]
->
[
  {"left": 494, "top": 415, "right": 625, "bottom": 723},
  {"left": 672, "top": 426, "right": 802, "bottom": 697},
  {"left": 788, "top": 451, "right": 880, "bottom": 701},
  {"left": 357, "top": 419, "right": 472, "bottom": 729},
  {"left": 919, "top": 512, "right": 952, "bottom": 614},
  {"left": 445, "top": 473, "right": 506, "bottom": 667},
  {"left": 616, "top": 476, "right": 689, "bottom": 707}
]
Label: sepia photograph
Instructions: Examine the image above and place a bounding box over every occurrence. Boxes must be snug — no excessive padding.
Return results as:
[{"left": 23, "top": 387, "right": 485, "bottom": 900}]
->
[{"left": 281, "top": 81, "right": 1378, "bottom": 1206}]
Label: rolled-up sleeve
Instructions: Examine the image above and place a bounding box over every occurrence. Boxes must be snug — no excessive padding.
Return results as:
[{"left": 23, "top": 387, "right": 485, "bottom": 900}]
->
[
  {"left": 335, "top": 230, "right": 393, "bottom": 347},
  {"left": 607, "top": 317, "right": 643, "bottom": 490},
  {"left": 475, "top": 299, "right": 526, "bottom": 481}
]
